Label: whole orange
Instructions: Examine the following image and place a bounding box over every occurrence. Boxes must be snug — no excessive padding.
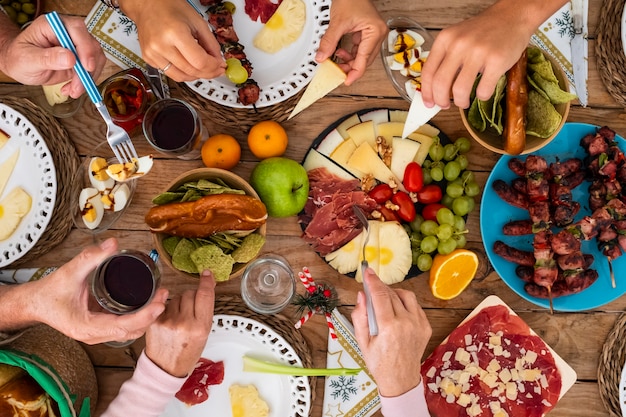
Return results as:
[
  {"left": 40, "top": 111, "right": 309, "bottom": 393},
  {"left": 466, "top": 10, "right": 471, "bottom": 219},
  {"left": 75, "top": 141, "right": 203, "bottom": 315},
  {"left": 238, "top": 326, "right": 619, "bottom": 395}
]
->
[
  {"left": 247, "top": 120, "right": 288, "bottom": 159},
  {"left": 201, "top": 134, "right": 241, "bottom": 170}
]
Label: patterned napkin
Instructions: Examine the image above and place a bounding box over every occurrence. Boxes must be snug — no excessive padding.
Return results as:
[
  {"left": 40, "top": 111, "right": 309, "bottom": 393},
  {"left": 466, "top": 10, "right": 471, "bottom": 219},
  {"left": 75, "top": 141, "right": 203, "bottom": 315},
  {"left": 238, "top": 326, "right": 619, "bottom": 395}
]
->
[
  {"left": 530, "top": 0, "right": 589, "bottom": 94},
  {"left": 0, "top": 267, "right": 57, "bottom": 284},
  {"left": 324, "top": 309, "right": 380, "bottom": 417}
]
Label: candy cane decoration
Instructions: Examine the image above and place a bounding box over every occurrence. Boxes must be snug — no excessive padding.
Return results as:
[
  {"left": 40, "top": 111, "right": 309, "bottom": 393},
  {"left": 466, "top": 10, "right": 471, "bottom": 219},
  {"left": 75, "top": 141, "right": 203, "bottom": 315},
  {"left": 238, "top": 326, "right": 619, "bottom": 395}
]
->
[
  {"left": 293, "top": 267, "right": 338, "bottom": 338},
  {"left": 325, "top": 312, "right": 338, "bottom": 340},
  {"left": 295, "top": 310, "right": 314, "bottom": 329}
]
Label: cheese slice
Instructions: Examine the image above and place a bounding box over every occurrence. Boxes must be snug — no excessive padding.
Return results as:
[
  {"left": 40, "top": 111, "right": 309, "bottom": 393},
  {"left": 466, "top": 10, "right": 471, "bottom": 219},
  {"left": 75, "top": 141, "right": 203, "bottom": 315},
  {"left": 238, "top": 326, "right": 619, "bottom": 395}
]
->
[
  {"left": 303, "top": 148, "right": 356, "bottom": 181},
  {"left": 359, "top": 108, "right": 390, "bottom": 126},
  {"left": 408, "top": 132, "right": 435, "bottom": 164},
  {"left": 329, "top": 138, "right": 364, "bottom": 178},
  {"left": 0, "top": 129, "right": 9, "bottom": 150},
  {"left": 377, "top": 122, "right": 405, "bottom": 143},
  {"left": 288, "top": 59, "right": 347, "bottom": 119},
  {"left": 0, "top": 148, "right": 19, "bottom": 198},
  {"left": 42, "top": 81, "right": 70, "bottom": 106},
  {"left": 389, "top": 110, "right": 408, "bottom": 123},
  {"left": 346, "top": 142, "right": 402, "bottom": 186},
  {"left": 346, "top": 120, "right": 376, "bottom": 148},
  {"left": 390, "top": 137, "right": 421, "bottom": 179},
  {"left": 336, "top": 113, "right": 360, "bottom": 139},
  {"left": 316, "top": 128, "right": 345, "bottom": 156}
]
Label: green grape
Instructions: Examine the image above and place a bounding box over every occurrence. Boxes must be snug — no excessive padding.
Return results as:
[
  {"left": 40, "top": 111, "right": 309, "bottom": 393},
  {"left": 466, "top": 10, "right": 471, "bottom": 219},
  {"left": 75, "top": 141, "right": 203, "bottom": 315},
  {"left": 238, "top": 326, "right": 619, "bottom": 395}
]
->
[
  {"left": 420, "top": 220, "right": 439, "bottom": 236},
  {"left": 454, "top": 137, "right": 472, "bottom": 153},
  {"left": 456, "top": 154, "right": 469, "bottom": 170},
  {"left": 453, "top": 233, "right": 467, "bottom": 248},
  {"left": 430, "top": 166, "right": 444, "bottom": 182},
  {"left": 223, "top": 1, "right": 237, "bottom": 13},
  {"left": 403, "top": 224, "right": 412, "bottom": 235},
  {"left": 422, "top": 160, "right": 432, "bottom": 169},
  {"left": 225, "top": 59, "right": 248, "bottom": 84},
  {"left": 422, "top": 168, "right": 433, "bottom": 185},
  {"left": 409, "top": 214, "right": 425, "bottom": 232},
  {"left": 443, "top": 143, "right": 458, "bottom": 161},
  {"left": 438, "top": 238, "right": 457, "bottom": 255},
  {"left": 446, "top": 182, "right": 464, "bottom": 199},
  {"left": 417, "top": 253, "right": 433, "bottom": 272},
  {"left": 444, "top": 161, "right": 462, "bottom": 181},
  {"left": 10, "top": 2, "right": 20, "bottom": 11},
  {"left": 436, "top": 207, "right": 455, "bottom": 225},
  {"left": 429, "top": 141, "right": 444, "bottom": 162},
  {"left": 421, "top": 235, "right": 439, "bottom": 254},
  {"left": 437, "top": 223, "right": 453, "bottom": 241},
  {"left": 453, "top": 215, "right": 466, "bottom": 232},
  {"left": 467, "top": 197, "right": 476, "bottom": 213},
  {"left": 410, "top": 231, "right": 422, "bottom": 248},
  {"left": 465, "top": 181, "right": 481, "bottom": 197},
  {"left": 461, "top": 171, "right": 475, "bottom": 183},
  {"left": 441, "top": 194, "right": 454, "bottom": 208},
  {"left": 452, "top": 196, "right": 471, "bottom": 216}
]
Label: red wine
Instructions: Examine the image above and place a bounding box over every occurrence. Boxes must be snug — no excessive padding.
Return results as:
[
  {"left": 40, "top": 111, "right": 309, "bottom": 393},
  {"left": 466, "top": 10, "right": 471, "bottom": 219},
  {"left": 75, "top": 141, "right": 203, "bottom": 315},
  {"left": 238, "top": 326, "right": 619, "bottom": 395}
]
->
[
  {"left": 103, "top": 255, "right": 154, "bottom": 307},
  {"left": 151, "top": 103, "right": 196, "bottom": 150}
]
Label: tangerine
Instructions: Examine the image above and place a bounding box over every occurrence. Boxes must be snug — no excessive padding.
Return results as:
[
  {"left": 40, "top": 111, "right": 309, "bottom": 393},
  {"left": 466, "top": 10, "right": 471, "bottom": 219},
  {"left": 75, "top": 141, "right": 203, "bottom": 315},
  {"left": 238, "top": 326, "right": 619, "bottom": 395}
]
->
[
  {"left": 247, "top": 120, "right": 288, "bottom": 159},
  {"left": 201, "top": 134, "right": 241, "bottom": 170},
  {"left": 429, "top": 249, "right": 479, "bottom": 300}
]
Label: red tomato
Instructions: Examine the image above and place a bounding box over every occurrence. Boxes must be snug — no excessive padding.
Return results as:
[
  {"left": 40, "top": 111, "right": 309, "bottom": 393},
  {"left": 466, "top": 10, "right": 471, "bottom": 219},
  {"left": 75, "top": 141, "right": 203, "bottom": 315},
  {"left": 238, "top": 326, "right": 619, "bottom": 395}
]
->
[
  {"left": 368, "top": 184, "right": 394, "bottom": 203},
  {"left": 416, "top": 184, "right": 443, "bottom": 204},
  {"left": 422, "top": 203, "right": 446, "bottom": 221},
  {"left": 379, "top": 206, "right": 400, "bottom": 222},
  {"left": 403, "top": 162, "right": 424, "bottom": 192},
  {"left": 391, "top": 191, "right": 416, "bottom": 222}
]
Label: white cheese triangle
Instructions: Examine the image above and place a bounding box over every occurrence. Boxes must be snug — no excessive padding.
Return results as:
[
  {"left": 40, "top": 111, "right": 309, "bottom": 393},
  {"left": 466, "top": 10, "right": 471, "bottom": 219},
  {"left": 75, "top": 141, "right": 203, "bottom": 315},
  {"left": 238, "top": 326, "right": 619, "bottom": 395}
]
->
[
  {"left": 303, "top": 148, "right": 356, "bottom": 181},
  {"left": 346, "top": 142, "right": 402, "bottom": 187},
  {"left": 390, "top": 137, "right": 421, "bottom": 179},
  {"left": 288, "top": 59, "right": 346, "bottom": 119}
]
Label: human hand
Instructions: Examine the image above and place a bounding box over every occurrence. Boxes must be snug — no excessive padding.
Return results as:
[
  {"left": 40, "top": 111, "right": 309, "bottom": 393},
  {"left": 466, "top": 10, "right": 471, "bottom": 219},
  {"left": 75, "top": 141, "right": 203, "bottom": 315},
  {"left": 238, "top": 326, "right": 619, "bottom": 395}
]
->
[
  {"left": 119, "top": 0, "right": 226, "bottom": 82},
  {"left": 145, "top": 270, "right": 216, "bottom": 377},
  {"left": 351, "top": 268, "right": 432, "bottom": 397},
  {"left": 0, "top": 14, "right": 106, "bottom": 98},
  {"left": 315, "top": 0, "right": 387, "bottom": 86},
  {"left": 32, "top": 238, "right": 168, "bottom": 345}
]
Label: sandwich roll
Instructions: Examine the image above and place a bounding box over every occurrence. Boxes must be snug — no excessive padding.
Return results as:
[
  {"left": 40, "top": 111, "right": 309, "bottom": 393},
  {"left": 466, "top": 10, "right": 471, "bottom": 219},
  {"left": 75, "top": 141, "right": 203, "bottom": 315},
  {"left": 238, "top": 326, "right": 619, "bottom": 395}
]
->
[
  {"left": 0, "top": 364, "right": 59, "bottom": 417},
  {"left": 145, "top": 194, "right": 268, "bottom": 238},
  {"left": 503, "top": 50, "right": 529, "bottom": 155}
]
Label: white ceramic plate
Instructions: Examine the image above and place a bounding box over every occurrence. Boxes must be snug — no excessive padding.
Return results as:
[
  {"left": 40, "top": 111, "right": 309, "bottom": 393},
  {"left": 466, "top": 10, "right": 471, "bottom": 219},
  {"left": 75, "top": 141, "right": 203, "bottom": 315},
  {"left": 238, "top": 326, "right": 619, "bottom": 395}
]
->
[
  {"left": 620, "top": 360, "right": 626, "bottom": 417},
  {"left": 184, "top": 0, "right": 331, "bottom": 108},
  {"left": 160, "top": 314, "right": 310, "bottom": 417},
  {"left": 0, "top": 103, "right": 57, "bottom": 267},
  {"left": 622, "top": 4, "right": 626, "bottom": 57}
]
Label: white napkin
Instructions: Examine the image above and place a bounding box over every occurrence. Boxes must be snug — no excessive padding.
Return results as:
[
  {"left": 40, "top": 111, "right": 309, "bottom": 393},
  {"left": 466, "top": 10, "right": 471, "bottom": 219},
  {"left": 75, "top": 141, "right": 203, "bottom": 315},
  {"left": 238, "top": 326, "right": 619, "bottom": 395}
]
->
[
  {"left": 323, "top": 308, "right": 380, "bottom": 417},
  {"left": 0, "top": 267, "right": 57, "bottom": 284},
  {"left": 530, "top": 0, "right": 589, "bottom": 94}
]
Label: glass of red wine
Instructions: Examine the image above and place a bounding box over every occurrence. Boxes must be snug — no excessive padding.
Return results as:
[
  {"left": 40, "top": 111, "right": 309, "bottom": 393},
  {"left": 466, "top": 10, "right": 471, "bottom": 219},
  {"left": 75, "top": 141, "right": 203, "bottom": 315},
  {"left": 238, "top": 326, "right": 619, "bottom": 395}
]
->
[{"left": 142, "top": 98, "right": 207, "bottom": 160}]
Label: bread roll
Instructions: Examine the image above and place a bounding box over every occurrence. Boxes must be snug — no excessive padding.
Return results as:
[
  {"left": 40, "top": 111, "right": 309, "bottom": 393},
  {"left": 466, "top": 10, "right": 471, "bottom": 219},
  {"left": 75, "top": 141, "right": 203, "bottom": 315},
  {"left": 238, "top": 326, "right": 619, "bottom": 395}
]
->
[{"left": 503, "top": 50, "right": 529, "bottom": 155}]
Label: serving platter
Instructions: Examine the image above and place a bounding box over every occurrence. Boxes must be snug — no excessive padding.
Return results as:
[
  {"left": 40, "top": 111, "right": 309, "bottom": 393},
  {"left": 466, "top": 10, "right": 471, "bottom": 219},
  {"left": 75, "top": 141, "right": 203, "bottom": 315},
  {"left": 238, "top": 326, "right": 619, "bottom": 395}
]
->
[
  {"left": 160, "top": 314, "right": 310, "bottom": 417},
  {"left": 480, "top": 122, "right": 626, "bottom": 311},
  {"left": 0, "top": 103, "right": 57, "bottom": 267},
  {"left": 185, "top": 0, "right": 331, "bottom": 108}
]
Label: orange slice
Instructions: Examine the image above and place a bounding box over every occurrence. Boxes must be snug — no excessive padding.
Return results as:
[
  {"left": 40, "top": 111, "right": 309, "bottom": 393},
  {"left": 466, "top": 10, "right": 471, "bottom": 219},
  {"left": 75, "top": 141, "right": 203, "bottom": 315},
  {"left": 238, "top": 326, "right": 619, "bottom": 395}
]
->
[{"left": 429, "top": 249, "right": 479, "bottom": 300}]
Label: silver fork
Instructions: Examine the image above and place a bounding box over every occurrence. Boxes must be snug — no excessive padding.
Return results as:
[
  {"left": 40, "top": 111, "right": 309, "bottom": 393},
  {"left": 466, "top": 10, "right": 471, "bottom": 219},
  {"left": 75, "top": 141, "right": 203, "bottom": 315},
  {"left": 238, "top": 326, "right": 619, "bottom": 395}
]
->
[
  {"left": 352, "top": 205, "right": 379, "bottom": 336},
  {"left": 45, "top": 12, "right": 138, "bottom": 164}
]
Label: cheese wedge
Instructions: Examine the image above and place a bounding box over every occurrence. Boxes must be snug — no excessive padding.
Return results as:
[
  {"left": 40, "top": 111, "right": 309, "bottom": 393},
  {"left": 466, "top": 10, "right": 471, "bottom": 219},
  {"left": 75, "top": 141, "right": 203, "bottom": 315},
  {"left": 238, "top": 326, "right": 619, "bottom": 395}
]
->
[
  {"left": 407, "top": 132, "right": 435, "bottom": 164},
  {"left": 329, "top": 139, "right": 364, "bottom": 178},
  {"left": 0, "top": 149, "right": 19, "bottom": 198},
  {"left": 288, "top": 59, "right": 347, "bottom": 119},
  {"left": 42, "top": 81, "right": 70, "bottom": 106},
  {"left": 390, "top": 137, "right": 421, "bottom": 179},
  {"left": 0, "top": 129, "right": 9, "bottom": 150},
  {"left": 303, "top": 148, "right": 356, "bottom": 181},
  {"left": 336, "top": 113, "right": 360, "bottom": 139},
  {"left": 377, "top": 122, "right": 405, "bottom": 143},
  {"left": 346, "top": 142, "right": 402, "bottom": 186},
  {"left": 316, "top": 128, "right": 345, "bottom": 156},
  {"left": 346, "top": 120, "right": 376, "bottom": 148}
]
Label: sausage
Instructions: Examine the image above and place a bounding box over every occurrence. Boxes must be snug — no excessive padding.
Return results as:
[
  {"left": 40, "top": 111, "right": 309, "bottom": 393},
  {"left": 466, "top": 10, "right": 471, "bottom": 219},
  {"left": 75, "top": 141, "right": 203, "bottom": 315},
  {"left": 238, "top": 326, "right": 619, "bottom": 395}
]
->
[
  {"left": 503, "top": 50, "right": 529, "bottom": 155},
  {"left": 502, "top": 219, "right": 533, "bottom": 235},
  {"left": 493, "top": 179, "right": 528, "bottom": 209},
  {"left": 493, "top": 240, "right": 535, "bottom": 266}
]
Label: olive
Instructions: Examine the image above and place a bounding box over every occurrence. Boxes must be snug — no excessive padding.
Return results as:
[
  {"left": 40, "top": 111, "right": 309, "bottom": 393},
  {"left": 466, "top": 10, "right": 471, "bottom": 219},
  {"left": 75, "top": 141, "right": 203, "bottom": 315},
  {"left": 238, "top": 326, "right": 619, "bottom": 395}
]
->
[
  {"left": 16, "top": 11, "right": 27, "bottom": 24},
  {"left": 0, "top": 0, "right": 11, "bottom": 5},
  {"left": 10, "top": 2, "right": 20, "bottom": 11},
  {"left": 18, "top": 0, "right": 31, "bottom": 3},
  {"left": 3, "top": 5, "right": 17, "bottom": 21},
  {"left": 21, "top": 2, "right": 34, "bottom": 14}
]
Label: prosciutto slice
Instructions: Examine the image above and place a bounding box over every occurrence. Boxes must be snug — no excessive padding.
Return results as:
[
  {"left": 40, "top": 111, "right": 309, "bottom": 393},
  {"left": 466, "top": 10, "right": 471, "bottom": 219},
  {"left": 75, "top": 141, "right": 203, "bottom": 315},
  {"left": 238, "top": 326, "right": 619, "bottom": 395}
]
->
[
  {"left": 175, "top": 358, "right": 224, "bottom": 406},
  {"left": 244, "top": 0, "right": 282, "bottom": 23}
]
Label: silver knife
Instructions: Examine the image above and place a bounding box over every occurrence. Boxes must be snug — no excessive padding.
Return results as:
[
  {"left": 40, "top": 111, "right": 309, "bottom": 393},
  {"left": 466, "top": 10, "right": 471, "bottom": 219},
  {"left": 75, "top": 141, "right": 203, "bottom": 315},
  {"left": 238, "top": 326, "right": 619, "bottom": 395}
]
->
[
  {"left": 401, "top": 89, "right": 441, "bottom": 138},
  {"left": 571, "top": 0, "right": 588, "bottom": 107}
]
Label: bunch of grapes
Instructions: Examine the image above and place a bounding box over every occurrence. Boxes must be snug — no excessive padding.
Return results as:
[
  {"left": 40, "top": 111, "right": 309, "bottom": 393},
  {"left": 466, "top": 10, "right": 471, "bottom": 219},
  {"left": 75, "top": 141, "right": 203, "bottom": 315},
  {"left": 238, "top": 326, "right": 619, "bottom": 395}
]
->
[{"left": 408, "top": 136, "right": 480, "bottom": 272}]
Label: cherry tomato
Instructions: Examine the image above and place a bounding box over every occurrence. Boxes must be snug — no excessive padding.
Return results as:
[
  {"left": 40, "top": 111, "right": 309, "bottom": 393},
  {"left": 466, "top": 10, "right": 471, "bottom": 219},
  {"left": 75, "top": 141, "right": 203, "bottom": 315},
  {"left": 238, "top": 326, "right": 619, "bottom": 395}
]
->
[
  {"left": 416, "top": 184, "right": 443, "bottom": 204},
  {"left": 421, "top": 203, "right": 446, "bottom": 221},
  {"left": 379, "top": 206, "right": 400, "bottom": 222},
  {"left": 403, "top": 162, "right": 424, "bottom": 192},
  {"left": 391, "top": 191, "right": 416, "bottom": 222},
  {"left": 368, "top": 183, "right": 394, "bottom": 203}
]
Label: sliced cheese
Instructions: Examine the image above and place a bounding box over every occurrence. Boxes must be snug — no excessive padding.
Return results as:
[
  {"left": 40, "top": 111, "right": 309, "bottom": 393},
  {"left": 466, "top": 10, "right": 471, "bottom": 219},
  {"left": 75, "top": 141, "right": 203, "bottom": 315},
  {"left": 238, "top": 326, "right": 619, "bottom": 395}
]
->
[
  {"left": 316, "top": 128, "right": 345, "bottom": 156},
  {"left": 329, "top": 138, "right": 364, "bottom": 178},
  {"left": 289, "top": 59, "right": 346, "bottom": 119},
  {"left": 415, "top": 123, "right": 441, "bottom": 137},
  {"left": 346, "top": 120, "right": 376, "bottom": 148},
  {"left": 389, "top": 109, "right": 408, "bottom": 123},
  {"left": 42, "top": 81, "right": 70, "bottom": 106},
  {"left": 408, "top": 132, "right": 435, "bottom": 165},
  {"left": 377, "top": 122, "right": 405, "bottom": 143},
  {"left": 336, "top": 113, "right": 360, "bottom": 139},
  {"left": 347, "top": 142, "right": 402, "bottom": 186},
  {"left": 359, "top": 108, "right": 390, "bottom": 126},
  {"left": 390, "top": 137, "right": 421, "bottom": 179},
  {"left": 303, "top": 148, "right": 356, "bottom": 181},
  {"left": 0, "top": 129, "right": 9, "bottom": 150},
  {"left": 0, "top": 148, "right": 19, "bottom": 198}
]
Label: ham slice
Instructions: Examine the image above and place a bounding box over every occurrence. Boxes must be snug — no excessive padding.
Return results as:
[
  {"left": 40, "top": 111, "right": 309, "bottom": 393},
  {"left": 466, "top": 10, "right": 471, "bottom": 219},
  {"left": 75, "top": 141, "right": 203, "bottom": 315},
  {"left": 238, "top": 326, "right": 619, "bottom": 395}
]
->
[
  {"left": 244, "top": 0, "right": 282, "bottom": 23},
  {"left": 175, "top": 359, "right": 224, "bottom": 406}
]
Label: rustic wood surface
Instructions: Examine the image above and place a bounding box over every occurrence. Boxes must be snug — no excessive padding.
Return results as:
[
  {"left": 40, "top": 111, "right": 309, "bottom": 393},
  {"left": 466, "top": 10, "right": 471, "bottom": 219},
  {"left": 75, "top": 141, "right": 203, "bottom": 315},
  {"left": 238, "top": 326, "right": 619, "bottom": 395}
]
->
[{"left": 1, "top": 0, "right": 624, "bottom": 416}]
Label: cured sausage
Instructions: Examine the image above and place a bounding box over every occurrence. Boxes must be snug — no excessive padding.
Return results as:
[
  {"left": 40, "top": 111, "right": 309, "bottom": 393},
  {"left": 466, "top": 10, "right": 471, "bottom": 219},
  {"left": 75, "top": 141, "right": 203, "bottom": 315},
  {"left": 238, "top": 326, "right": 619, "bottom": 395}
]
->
[{"left": 503, "top": 50, "right": 529, "bottom": 155}]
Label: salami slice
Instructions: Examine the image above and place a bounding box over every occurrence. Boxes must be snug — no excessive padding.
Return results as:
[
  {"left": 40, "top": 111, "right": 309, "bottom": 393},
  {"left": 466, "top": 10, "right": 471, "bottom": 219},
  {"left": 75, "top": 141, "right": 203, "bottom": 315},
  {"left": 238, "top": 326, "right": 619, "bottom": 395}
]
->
[
  {"left": 421, "top": 305, "right": 561, "bottom": 417},
  {"left": 175, "top": 358, "right": 225, "bottom": 406}
]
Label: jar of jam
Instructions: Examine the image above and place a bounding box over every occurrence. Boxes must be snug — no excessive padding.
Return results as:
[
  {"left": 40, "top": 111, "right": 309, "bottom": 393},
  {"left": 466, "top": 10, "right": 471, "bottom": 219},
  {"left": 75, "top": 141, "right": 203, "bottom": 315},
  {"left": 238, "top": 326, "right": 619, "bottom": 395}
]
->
[{"left": 99, "top": 68, "right": 156, "bottom": 135}]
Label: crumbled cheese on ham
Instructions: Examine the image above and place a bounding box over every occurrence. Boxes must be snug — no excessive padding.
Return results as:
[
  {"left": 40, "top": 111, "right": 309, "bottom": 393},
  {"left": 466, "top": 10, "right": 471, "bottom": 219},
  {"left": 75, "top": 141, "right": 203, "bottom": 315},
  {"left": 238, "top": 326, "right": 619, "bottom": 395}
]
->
[
  {"left": 455, "top": 348, "right": 471, "bottom": 365},
  {"left": 465, "top": 334, "right": 473, "bottom": 346}
]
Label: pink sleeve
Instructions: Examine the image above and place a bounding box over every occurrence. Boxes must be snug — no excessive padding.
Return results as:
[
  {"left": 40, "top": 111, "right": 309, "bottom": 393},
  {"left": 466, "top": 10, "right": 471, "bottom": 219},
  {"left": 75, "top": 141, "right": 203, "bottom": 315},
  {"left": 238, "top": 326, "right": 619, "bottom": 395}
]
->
[
  {"left": 100, "top": 351, "right": 187, "bottom": 417},
  {"left": 379, "top": 381, "right": 431, "bottom": 417}
]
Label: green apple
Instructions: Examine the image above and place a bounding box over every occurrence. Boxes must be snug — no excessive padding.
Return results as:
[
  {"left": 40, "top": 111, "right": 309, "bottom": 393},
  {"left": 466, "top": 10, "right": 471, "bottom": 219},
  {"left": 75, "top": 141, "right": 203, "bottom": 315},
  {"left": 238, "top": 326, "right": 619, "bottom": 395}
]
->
[{"left": 250, "top": 157, "right": 309, "bottom": 217}]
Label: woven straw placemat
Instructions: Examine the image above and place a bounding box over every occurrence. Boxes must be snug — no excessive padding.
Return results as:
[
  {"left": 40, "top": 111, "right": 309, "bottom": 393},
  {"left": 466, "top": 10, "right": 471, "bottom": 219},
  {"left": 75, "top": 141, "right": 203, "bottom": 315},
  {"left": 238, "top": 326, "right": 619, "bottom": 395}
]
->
[
  {"left": 0, "top": 96, "right": 79, "bottom": 267},
  {"left": 596, "top": 0, "right": 626, "bottom": 107},
  {"left": 213, "top": 295, "right": 316, "bottom": 413},
  {"left": 598, "top": 313, "right": 626, "bottom": 417}
]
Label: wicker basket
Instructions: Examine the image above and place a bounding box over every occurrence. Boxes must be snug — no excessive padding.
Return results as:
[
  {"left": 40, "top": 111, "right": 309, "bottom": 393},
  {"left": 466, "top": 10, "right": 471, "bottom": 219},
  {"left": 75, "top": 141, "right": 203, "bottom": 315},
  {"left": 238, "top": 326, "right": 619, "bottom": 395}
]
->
[
  {"left": 596, "top": 0, "right": 626, "bottom": 107},
  {"left": 598, "top": 313, "right": 626, "bottom": 417}
]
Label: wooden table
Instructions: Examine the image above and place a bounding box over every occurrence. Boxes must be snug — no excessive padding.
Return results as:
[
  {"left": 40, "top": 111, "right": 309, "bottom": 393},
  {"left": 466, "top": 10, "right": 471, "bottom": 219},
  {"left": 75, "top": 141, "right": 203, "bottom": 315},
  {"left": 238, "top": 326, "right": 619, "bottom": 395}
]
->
[{"left": 1, "top": 0, "right": 623, "bottom": 416}]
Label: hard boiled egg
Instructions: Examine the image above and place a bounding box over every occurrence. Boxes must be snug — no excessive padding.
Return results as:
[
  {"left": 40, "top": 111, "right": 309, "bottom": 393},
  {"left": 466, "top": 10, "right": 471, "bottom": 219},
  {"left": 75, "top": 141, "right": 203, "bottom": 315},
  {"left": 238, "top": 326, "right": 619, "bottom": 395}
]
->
[
  {"left": 79, "top": 187, "right": 104, "bottom": 229},
  {"left": 106, "top": 155, "right": 154, "bottom": 182},
  {"left": 387, "top": 29, "right": 425, "bottom": 52},
  {"left": 88, "top": 157, "right": 115, "bottom": 191},
  {"left": 101, "top": 183, "right": 131, "bottom": 212}
]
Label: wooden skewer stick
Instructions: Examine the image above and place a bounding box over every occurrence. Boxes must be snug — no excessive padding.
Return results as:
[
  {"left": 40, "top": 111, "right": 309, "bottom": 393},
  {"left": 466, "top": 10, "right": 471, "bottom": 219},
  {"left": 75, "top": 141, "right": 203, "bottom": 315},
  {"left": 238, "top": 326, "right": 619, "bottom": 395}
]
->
[
  {"left": 608, "top": 256, "right": 616, "bottom": 288},
  {"left": 547, "top": 286, "right": 554, "bottom": 315}
]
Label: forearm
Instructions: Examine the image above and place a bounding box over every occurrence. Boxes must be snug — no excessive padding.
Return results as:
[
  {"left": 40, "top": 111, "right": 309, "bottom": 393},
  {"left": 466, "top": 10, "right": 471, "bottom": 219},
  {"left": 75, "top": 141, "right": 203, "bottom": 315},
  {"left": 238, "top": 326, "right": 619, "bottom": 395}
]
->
[
  {"left": 0, "top": 13, "right": 20, "bottom": 75},
  {"left": 0, "top": 282, "right": 40, "bottom": 331}
]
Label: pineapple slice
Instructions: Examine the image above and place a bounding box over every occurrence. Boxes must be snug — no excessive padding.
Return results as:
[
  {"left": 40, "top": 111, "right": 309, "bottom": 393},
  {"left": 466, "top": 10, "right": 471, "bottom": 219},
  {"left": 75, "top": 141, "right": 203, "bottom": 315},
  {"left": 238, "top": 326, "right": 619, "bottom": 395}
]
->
[
  {"left": 253, "top": 0, "right": 306, "bottom": 54},
  {"left": 0, "top": 187, "right": 32, "bottom": 241},
  {"left": 325, "top": 230, "right": 364, "bottom": 274},
  {"left": 355, "top": 220, "right": 381, "bottom": 283}
]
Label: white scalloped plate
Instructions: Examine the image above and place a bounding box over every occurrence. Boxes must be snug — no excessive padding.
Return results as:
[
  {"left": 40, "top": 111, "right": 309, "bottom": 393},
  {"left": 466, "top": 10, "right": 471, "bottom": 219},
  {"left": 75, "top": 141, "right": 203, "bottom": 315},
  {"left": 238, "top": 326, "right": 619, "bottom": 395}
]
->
[
  {"left": 0, "top": 104, "right": 57, "bottom": 267},
  {"left": 160, "top": 314, "right": 311, "bottom": 417},
  {"left": 184, "top": 0, "right": 331, "bottom": 108},
  {"left": 620, "top": 360, "right": 626, "bottom": 417},
  {"left": 622, "top": 3, "right": 626, "bottom": 57}
]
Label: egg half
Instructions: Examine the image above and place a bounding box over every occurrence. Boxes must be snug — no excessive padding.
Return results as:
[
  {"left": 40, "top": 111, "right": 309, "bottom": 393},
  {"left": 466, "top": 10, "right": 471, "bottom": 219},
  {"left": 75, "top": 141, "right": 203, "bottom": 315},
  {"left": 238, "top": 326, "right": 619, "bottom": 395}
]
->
[
  {"left": 89, "top": 157, "right": 115, "bottom": 191},
  {"left": 78, "top": 187, "right": 104, "bottom": 229},
  {"left": 106, "top": 155, "right": 154, "bottom": 182}
]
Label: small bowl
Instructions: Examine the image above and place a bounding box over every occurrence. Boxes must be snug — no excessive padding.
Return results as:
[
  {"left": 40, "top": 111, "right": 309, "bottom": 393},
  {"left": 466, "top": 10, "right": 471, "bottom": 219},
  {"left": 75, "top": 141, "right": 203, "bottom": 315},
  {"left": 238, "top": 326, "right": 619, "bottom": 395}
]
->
[
  {"left": 71, "top": 142, "right": 137, "bottom": 234},
  {"left": 459, "top": 49, "right": 571, "bottom": 155},
  {"left": 151, "top": 168, "right": 267, "bottom": 281},
  {"left": 380, "top": 16, "right": 434, "bottom": 102},
  {"left": 0, "top": 0, "right": 42, "bottom": 28},
  {"left": 31, "top": 85, "right": 86, "bottom": 119}
]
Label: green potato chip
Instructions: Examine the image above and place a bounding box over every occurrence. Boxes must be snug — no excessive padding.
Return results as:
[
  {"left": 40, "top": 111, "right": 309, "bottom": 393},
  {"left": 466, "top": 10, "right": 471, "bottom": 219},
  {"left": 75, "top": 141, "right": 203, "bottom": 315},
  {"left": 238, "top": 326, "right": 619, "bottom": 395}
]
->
[
  {"left": 525, "top": 90, "right": 562, "bottom": 138},
  {"left": 231, "top": 233, "right": 266, "bottom": 263},
  {"left": 467, "top": 97, "right": 486, "bottom": 132},
  {"left": 162, "top": 236, "right": 181, "bottom": 257},
  {"left": 190, "top": 244, "right": 234, "bottom": 281},
  {"left": 531, "top": 72, "right": 577, "bottom": 104},
  {"left": 526, "top": 46, "right": 545, "bottom": 64},
  {"left": 527, "top": 75, "right": 550, "bottom": 101},
  {"left": 171, "top": 238, "right": 199, "bottom": 274},
  {"left": 528, "top": 60, "right": 558, "bottom": 84}
]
